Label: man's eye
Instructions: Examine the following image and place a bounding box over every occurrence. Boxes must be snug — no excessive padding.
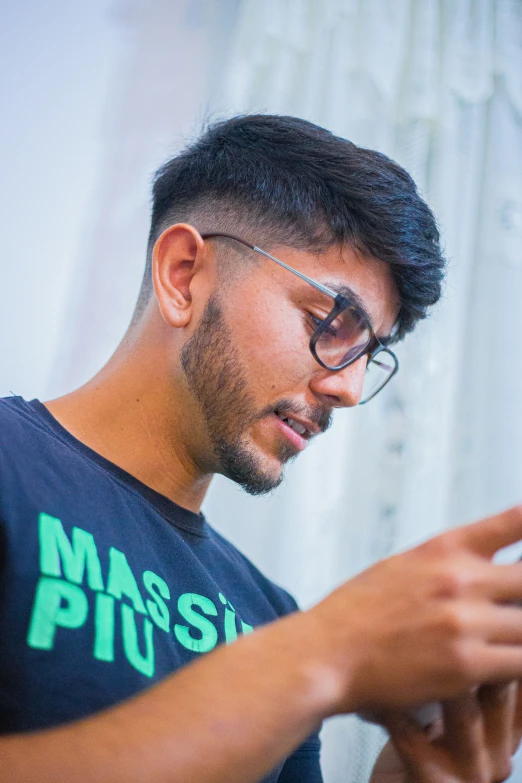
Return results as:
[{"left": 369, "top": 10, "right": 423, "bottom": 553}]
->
[{"left": 308, "top": 313, "right": 338, "bottom": 337}]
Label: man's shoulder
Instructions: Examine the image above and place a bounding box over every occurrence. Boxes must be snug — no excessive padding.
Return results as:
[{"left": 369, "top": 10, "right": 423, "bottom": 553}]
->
[
  {"left": 208, "top": 526, "right": 300, "bottom": 618},
  {"left": 0, "top": 396, "right": 58, "bottom": 458},
  {"left": 0, "top": 394, "right": 30, "bottom": 422},
  {"left": 0, "top": 395, "right": 42, "bottom": 449},
  {"left": 0, "top": 396, "right": 88, "bottom": 504}
]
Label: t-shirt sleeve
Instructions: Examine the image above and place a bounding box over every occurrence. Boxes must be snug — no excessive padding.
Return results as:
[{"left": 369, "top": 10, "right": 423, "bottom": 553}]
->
[{"left": 277, "top": 730, "right": 323, "bottom": 782}]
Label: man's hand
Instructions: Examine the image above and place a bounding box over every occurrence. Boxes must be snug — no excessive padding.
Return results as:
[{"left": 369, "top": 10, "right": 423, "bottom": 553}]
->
[
  {"left": 309, "top": 505, "right": 522, "bottom": 713},
  {"left": 369, "top": 681, "right": 522, "bottom": 783}
]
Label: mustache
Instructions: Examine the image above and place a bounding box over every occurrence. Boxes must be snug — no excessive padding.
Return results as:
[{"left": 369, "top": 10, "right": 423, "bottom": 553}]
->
[{"left": 258, "top": 399, "right": 333, "bottom": 435}]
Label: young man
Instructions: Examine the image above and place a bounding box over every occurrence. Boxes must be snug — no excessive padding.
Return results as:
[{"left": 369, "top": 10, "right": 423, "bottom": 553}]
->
[{"left": 1, "top": 115, "right": 522, "bottom": 783}]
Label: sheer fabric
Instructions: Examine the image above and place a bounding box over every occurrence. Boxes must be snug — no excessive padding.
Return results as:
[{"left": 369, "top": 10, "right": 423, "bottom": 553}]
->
[{"left": 203, "top": 1, "right": 522, "bottom": 780}]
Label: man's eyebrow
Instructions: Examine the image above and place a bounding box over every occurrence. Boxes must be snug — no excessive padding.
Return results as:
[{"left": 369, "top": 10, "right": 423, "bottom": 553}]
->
[{"left": 323, "top": 281, "right": 393, "bottom": 344}]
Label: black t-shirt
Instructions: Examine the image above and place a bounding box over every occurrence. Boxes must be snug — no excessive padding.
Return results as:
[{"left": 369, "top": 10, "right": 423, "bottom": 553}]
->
[{"left": 0, "top": 397, "right": 322, "bottom": 782}]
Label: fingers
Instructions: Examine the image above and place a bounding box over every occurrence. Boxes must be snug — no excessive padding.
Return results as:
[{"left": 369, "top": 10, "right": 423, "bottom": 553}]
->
[
  {"left": 370, "top": 712, "right": 424, "bottom": 783},
  {"left": 454, "top": 506, "right": 522, "bottom": 558},
  {"left": 472, "top": 645, "right": 522, "bottom": 684},
  {"left": 385, "top": 706, "right": 485, "bottom": 783},
  {"left": 382, "top": 687, "right": 521, "bottom": 783},
  {"left": 482, "top": 563, "right": 522, "bottom": 603},
  {"left": 383, "top": 690, "right": 519, "bottom": 783},
  {"left": 478, "top": 682, "right": 517, "bottom": 779},
  {"left": 442, "top": 691, "right": 487, "bottom": 763},
  {"left": 512, "top": 681, "right": 522, "bottom": 754},
  {"left": 471, "top": 604, "right": 522, "bottom": 645},
  {"left": 384, "top": 711, "right": 437, "bottom": 777}
]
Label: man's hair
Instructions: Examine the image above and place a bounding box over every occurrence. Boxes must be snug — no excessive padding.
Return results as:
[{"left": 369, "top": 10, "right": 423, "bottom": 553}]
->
[{"left": 134, "top": 114, "right": 445, "bottom": 339}]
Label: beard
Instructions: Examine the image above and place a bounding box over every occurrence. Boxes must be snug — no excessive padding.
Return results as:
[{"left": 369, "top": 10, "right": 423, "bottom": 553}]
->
[{"left": 180, "top": 294, "right": 298, "bottom": 495}]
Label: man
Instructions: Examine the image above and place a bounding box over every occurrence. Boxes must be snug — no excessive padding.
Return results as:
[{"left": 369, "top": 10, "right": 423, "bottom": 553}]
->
[{"left": 1, "top": 114, "right": 522, "bottom": 783}]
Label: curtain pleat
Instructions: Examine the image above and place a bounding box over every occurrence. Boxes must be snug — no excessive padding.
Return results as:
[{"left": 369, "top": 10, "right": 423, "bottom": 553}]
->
[{"left": 204, "top": 1, "right": 522, "bottom": 780}]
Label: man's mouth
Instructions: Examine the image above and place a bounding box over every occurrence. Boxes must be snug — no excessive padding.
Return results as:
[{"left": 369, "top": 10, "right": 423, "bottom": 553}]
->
[
  {"left": 275, "top": 411, "right": 309, "bottom": 436},
  {"left": 273, "top": 410, "right": 315, "bottom": 450}
]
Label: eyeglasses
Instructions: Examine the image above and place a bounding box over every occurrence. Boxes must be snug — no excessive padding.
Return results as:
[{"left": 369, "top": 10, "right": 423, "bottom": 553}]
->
[{"left": 200, "top": 232, "right": 399, "bottom": 404}]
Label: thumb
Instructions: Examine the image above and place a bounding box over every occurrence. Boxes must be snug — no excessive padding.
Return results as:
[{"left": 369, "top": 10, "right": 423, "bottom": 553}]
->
[{"left": 384, "top": 711, "right": 439, "bottom": 775}]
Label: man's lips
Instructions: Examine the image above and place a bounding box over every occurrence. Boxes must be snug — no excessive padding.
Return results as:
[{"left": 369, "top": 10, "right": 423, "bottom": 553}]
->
[
  {"left": 274, "top": 409, "right": 322, "bottom": 436},
  {"left": 271, "top": 408, "right": 327, "bottom": 452},
  {"left": 272, "top": 413, "right": 309, "bottom": 451}
]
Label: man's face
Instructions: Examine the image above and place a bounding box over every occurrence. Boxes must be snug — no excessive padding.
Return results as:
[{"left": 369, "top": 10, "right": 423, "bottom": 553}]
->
[{"left": 180, "top": 242, "right": 400, "bottom": 495}]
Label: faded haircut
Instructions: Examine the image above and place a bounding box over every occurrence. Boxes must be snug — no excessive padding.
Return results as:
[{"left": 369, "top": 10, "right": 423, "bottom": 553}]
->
[{"left": 133, "top": 114, "right": 446, "bottom": 339}]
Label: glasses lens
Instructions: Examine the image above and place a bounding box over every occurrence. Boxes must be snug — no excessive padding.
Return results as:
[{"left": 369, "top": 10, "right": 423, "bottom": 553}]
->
[
  {"left": 360, "top": 350, "right": 396, "bottom": 403},
  {"left": 314, "top": 306, "right": 371, "bottom": 369}
]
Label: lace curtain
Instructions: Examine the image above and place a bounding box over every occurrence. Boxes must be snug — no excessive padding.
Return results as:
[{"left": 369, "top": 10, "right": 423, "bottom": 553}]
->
[{"left": 202, "top": 1, "right": 522, "bottom": 780}]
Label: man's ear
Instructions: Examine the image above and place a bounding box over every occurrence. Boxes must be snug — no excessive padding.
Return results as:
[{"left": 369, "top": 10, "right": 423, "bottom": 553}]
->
[{"left": 152, "top": 223, "right": 206, "bottom": 328}]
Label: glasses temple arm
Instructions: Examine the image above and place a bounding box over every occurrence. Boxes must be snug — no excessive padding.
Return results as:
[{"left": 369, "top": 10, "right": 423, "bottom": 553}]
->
[
  {"left": 201, "top": 232, "right": 340, "bottom": 300},
  {"left": 252, "top": 246, "right": 338, "bottom": 299}
]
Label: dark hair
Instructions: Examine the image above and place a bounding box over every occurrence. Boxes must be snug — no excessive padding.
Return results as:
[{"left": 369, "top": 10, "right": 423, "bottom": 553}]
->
[{"left": 135, "top": 114, "right": 445, "bottom": 338}]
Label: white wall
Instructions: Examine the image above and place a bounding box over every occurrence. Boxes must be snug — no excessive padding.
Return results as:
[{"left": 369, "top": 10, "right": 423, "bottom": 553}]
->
[{"left": 0, "top": 0, "right": 124, "bottom": 399}]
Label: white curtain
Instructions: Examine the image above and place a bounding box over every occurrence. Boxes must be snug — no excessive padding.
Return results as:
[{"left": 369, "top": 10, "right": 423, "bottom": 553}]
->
[
  {"left": 8, "top": 0, "right": 520, "bottom": 780},
  {"left": 202, "top": 1, "right": 522, "bottom": 780}
]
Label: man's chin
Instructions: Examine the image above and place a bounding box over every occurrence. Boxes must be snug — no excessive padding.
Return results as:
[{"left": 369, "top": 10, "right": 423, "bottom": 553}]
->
[
  {"left": 240, "top": 472, "right": 284, "bottom": 497},
  {"left": 215, "top": 437, "right": 292, "bottom": 496},
  {"left": 225, "top": 464, "right": 285, "bottom": 497}
]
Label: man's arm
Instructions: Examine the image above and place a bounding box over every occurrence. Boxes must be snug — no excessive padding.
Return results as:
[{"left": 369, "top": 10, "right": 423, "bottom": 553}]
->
[
  {"left": 4, "top": 506, "right": 522, "bottom": 783},
  {"left": 0, "top": 613, "right": 330, "bottom": 783}
]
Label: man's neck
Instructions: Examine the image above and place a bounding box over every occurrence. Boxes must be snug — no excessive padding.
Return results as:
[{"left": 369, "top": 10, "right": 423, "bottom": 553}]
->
[{"left": 44, "top": 327, "right": 213, "bottom": 514}]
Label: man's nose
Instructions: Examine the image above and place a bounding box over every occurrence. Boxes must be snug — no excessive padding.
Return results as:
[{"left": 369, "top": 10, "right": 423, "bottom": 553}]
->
[{"left": 310, "top": 355, "right": 368, "bottom": 408}]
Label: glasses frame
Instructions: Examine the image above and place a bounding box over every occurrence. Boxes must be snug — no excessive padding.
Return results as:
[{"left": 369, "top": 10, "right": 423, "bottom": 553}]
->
[{"left": 200, "top": 232, "right": 399, "bottom": 403}]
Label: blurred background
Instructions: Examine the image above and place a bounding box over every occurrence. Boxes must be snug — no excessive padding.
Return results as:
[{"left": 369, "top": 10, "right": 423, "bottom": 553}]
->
[{"left": 1, "top": 1, "right": 521, "bottom": 780}]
